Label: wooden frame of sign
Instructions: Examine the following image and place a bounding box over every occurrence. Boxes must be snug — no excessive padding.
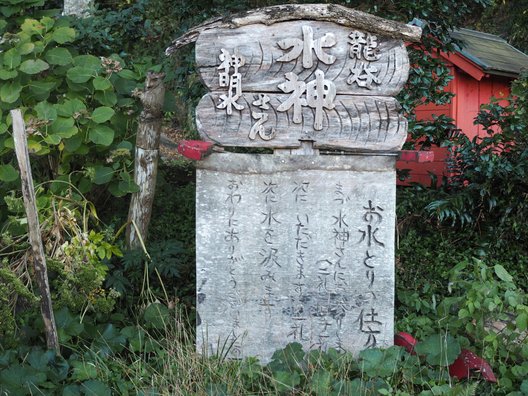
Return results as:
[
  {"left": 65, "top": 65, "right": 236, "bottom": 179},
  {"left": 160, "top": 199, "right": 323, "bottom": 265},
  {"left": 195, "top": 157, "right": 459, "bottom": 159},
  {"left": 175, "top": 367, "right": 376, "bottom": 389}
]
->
[{"left": 167, "top": 4, "right": 421, "bottom": 362}]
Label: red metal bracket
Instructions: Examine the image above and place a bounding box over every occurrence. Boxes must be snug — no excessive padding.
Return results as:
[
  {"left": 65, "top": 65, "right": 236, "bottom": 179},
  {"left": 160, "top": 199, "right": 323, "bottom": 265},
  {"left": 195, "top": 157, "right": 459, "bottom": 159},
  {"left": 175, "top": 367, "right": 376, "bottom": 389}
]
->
[
  {"left": 178, "top": 140, "right": 215, "bottom": 161},
  {"left": 399, "top": 150, "right": 434, "bottom": 163}
]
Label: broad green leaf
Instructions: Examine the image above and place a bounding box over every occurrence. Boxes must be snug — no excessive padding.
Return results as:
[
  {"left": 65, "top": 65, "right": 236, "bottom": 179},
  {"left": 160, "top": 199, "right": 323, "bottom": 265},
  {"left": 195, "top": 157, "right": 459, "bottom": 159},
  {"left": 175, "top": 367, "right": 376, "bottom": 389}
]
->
[
  {"left": 359, "top": 347, "right": 402, "bottom": 378},
  {"left": 91, "top": 106, "right": 114, "bottom": 123},
  {"left": 35, "top": 101, "right": 57, "bottom": 121},
  {"left": 0, "top": 164, "right": 19, "bottom": 182},
  {"left": 89, "top": 125, "right": 114, "bottom": 146},
  {"left": 67, "top": 66, "right": 93, "bottom": 83},
  {"left": 118, "top": 177, "right": 139, "bottom": 194},
  {"left": 520, "top": 379, "right": 528, "bottom": 394},
  {"left": 18, "top": 42, "right": 35, "bottom": 55},
  {"left": 81, "top": 380, "right": 112, "bottom": 396},
  {"left": 3, "top": 48, "right": 21, "bottom": 68},
  {"left": 143, "top": 302, "right": 170, "bottom": 330},
  {"left": 43, "top": 133, "right": 61, "bottom": 145},
  {"left": 19, "top": 59, "right": 49, "bottom": 74},
  {"left": 56, "top": 99, "right": 86, "bottom": 117},
  {"left": 308, "top": 370, "right": 332, "bottom": 395},
  {"left": 117, "top": 69, "right": 137, "bottom": 80},
  {"left": 62, "top": 384, "right": 81, "bottom": 396},
  {"left": 0, "top": 365, "right": 47, "bottom": 389},
  {"left": 0, "top": 80, "right": 22, "bottom": 103},
  {"left": 494, "top": 264, "right": 513, "bottom": 283},
  {"left": 50, "top": 117, "right": 74, "bottom": 131},
  {"left": 20, "top": 18, "right": 44, "bottom": 35},
  {"left": 92, "top": 323, "right": 126, "bottom": 356},
  {"left": 93, "top": 165, "right": 114, "bottom": 184},
  {"left": 28, "top": 79, "right": 56, "bottom": 100},
  {"left": 71, "top": 361, "right": 97, "bottom": 381},
  {"left": 272, "top": 371, "right": 301, "bottom": 393},
  {"left": 415, "top": 334, "right": 460, "bottom": 366},
  {"left": 0, "top": 69, "right": 17, "bottom": 80},
  {"left": 63, "top": 134, "right": 82, "bottom": 152},
  {"left": 51, "top": 26, "right": 76, "bottom": 44},
  {"left": 50, "top": 117, "right": 76, "bottom": 138},
  {"left": 517, "top": 312, "right": 528, "bottom": 332},
  {"left": 55, "top": 307, "right": 84, "bottom": 341},
  {"left": 27, "top": 138, "right": 43, "bottom": 154},
  {"left": 113, "top": 77, "right": 137, "bottom": 95},
  {"left": 92, "top": 76, "right": 112, "bottom": 91},
  {"left": 41, "top": 17, "right": 55, "bottom": 32},
  {"left": 45, "top": 47, "right": 73, "bottom": 65},
  {"left": 94, "top": 90, "right": 117, "bottom": 106},
  {"left": 72, "top": 55, "right": 101, "bottom": 72}
]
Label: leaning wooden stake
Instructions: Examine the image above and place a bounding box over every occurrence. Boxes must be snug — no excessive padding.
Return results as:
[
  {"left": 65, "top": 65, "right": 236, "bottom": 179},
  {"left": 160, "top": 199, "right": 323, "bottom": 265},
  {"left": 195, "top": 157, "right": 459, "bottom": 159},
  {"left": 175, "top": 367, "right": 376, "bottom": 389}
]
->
[
  {"left": 126, "top": 72, "right": 166, "bottom": 249},
  {"left": 11, "top": 109, "right": 60, "bottom": 353}
]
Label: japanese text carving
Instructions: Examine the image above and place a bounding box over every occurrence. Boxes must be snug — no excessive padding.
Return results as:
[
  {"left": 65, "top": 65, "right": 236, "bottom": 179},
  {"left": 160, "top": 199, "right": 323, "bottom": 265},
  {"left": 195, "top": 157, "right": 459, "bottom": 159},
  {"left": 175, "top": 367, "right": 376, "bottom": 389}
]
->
[
  {"left": 217, "top": 48, "right": 245, "bottom": 115},
  {"left": 348, "top": 31, "right": 380, "bottom": 61},
  {"left": 277, "top": 70, "right": 336, "bottom": 131},
  {"left": 277, "top": 25, "right": 337, "bottom": 68}
]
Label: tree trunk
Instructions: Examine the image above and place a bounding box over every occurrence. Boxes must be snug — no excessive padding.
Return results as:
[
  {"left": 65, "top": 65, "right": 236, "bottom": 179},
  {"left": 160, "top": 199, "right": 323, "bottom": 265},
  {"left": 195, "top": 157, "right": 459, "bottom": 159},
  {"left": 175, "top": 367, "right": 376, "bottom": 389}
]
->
[
  {"left": 11, "top": 109, "right": 60, "bottom": 353},
  {"left": 126, "top": 72, "right": 166, "bottom": 250}
]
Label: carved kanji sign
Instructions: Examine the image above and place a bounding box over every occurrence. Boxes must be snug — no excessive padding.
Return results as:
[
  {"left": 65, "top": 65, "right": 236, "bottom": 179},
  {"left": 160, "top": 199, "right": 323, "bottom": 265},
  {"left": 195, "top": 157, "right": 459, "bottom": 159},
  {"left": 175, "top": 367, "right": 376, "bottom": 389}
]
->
[
  {"left": 173, "top": 3, "right": 421, "bottom": 363},
  {"left": 194, "top": 19, "right": 410, "bottom": 149}
]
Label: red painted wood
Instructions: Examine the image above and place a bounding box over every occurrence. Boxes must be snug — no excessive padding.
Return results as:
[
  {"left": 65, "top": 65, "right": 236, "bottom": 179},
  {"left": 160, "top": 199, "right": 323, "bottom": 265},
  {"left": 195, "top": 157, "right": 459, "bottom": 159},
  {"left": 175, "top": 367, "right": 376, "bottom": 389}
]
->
[
  {"left": 178, "top": 140, "right": 214, "bottom": 161},
  {"left": 399, "top": 150, "right": 434, "bottom": 163},
  {"left": 449, "top": 349, "right": 497, "bottom": 382},
  {"left": 442, "top": 51, "right": 486, "bottom": 81}
]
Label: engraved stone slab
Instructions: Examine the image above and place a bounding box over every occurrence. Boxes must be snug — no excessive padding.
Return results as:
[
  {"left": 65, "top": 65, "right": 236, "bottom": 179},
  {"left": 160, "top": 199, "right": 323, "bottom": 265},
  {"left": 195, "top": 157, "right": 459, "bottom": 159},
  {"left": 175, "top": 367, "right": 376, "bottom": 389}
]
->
[
  {"left": 196, "top": 152, "right": 395, "bottom": 362},
  {"left": 196, "top": 21, "right": 409, "bottom": 96},
  {"left": 196, "top": 93, "right": 407, "bottom": 150}
]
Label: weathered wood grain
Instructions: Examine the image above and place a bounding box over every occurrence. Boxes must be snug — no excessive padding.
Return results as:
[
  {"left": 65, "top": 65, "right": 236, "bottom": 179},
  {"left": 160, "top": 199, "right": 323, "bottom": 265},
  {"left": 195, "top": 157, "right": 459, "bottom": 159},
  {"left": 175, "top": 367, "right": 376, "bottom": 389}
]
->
[
  {"left": 126, "top": 72, "right": 165, "bottom": 249},
  {"left": 195, "top": 21, "right": 409, "bottom": 96},
  {"left": 12, "top": 109, "right": 60, "bottom": 353},
  {"left": 166, "top": 3, "right": 422, "bottom": 54},
  {"left": 196, "top": 93, "right": 407, "bottom": 151}
]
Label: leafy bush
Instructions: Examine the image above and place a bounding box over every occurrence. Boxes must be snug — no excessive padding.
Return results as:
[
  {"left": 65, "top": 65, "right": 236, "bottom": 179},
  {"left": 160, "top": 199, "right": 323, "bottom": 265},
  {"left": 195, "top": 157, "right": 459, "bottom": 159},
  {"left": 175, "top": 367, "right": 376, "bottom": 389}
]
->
[{"left": 426, "top": 72, "right": 528, "bottom": 254}]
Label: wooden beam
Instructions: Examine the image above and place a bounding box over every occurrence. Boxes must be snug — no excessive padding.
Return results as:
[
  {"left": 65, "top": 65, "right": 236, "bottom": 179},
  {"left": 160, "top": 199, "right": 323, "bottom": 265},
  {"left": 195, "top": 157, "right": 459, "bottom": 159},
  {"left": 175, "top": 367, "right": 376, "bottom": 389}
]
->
[
  {"left": 166, "top": 4, "right": 422, "bottom": 54},
  {"left": 126, "top": 72, "right": 165, "bottom": 250},
  {"left": 398, "top": 150, "right": 434, "bottom": 163},
  {"left": 11, "top": 109, "right": 60, "bottom": 353}
]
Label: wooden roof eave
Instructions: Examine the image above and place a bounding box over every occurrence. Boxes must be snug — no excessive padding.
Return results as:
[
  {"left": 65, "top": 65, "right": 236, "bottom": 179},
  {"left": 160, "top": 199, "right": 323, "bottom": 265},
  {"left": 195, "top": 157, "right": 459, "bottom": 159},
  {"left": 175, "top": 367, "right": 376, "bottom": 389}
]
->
[
  {"left": 165, "top": 3, "right": 422, "bottom": 55},
  {"left": 440, "top": 50, "right": 486, "bottom": 81}
]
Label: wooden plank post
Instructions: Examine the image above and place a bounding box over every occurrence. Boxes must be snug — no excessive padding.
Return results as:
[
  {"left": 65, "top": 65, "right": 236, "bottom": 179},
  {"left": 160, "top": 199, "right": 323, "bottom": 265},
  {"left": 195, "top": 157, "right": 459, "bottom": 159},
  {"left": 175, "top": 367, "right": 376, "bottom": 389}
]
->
[
  {"left": 11, "top": 109, "right": 60, "bottom": 353},
  {"left": 126, "top": 72, "right": 166, "bottom": 249}
]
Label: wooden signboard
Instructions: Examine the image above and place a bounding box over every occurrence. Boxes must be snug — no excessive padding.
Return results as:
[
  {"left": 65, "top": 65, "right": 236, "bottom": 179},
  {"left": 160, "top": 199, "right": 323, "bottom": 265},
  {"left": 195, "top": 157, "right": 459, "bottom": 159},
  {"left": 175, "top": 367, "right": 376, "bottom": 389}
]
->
[
  {"left": 167, "top": 4, "right": 421, "bottom": 362},
  {"left": 194, "top": 18, "right": 411, "bottom": 150},
  {"left": 195, "top": 22, "right": 409, "bottom": 96}
]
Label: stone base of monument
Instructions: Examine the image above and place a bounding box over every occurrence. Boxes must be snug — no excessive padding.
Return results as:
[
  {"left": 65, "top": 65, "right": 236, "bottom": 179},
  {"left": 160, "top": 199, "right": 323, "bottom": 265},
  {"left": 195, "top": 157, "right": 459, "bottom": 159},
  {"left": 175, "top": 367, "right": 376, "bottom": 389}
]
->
[{"left": 196, "top": 152, "right": 396, "bottom": 362}]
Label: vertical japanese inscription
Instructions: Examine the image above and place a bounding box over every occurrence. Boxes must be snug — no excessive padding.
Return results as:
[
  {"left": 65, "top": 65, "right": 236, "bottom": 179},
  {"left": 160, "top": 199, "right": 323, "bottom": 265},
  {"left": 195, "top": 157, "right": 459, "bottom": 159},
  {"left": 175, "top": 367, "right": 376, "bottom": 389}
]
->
[
  {"left": 224, "top": 179, "right": 244, "bottom": 356},
  {"left": 357, "top": 200, "right": 385, "bottom": 348},
  {"left": 287, "top": 181, "right": 311, "bottom": 342},
  {"left": 196, "top": 160, "right": 396, "bottom": 361},
  {"left": 276, "top": 26, "right": 337, "bottom": 131},
  {"left": 259, "top": 180, "right": 281, "bottom": 317},
  {"left": 217, "top": 48, "right": 245, "bottom": 115},
  {"left": 347, "top": 31, "right": 382, "bottom": 90}
]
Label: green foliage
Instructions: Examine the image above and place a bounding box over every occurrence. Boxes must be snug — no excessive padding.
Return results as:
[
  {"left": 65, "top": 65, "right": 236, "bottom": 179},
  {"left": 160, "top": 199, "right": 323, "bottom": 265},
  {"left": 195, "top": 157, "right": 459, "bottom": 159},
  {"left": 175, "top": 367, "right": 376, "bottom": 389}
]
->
[
  {"left": 0, "top": 14, "right": 146, "bottom": 211},
  {"left": 426, "top": 71, "right": 528, "bottom": 251}
]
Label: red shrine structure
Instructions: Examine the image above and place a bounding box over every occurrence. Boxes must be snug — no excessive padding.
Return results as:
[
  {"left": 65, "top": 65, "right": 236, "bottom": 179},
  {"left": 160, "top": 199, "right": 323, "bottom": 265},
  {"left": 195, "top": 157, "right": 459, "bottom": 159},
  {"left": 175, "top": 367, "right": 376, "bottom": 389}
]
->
[{"left": 397, "top": 27, "right": 528, "bottom": 186}]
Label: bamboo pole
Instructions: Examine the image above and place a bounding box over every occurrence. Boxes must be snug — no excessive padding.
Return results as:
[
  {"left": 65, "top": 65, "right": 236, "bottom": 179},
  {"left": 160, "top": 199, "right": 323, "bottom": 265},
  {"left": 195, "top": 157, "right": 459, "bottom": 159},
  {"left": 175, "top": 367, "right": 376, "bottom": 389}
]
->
[
  {"left": 11, "top": 109, "right": 60, "bottom": 353},
  {"left": 126, "top": 72, "right": 166, "bottom": 249}
]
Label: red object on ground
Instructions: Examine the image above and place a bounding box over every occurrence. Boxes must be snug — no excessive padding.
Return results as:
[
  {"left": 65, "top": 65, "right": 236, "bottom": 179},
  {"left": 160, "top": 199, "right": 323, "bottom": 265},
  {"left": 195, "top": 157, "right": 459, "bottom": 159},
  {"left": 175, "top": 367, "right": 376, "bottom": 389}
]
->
[
  {"left": 399, "top": 150, "right": 435, "bottom": 163},
  {"left": 449, "top": 349, "right": 497, "bottom": 383},
  {"left": 178, "top": 140, "right": 214, "bottom": 161},
  {"left": 394, "top": 332, "right": 418, "bottom": 354}
]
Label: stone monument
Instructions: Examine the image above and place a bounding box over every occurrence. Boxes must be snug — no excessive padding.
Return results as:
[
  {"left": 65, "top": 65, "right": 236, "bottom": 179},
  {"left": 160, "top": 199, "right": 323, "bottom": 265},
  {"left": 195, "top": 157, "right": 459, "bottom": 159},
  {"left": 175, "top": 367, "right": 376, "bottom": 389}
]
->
[{"left": 171, "top": 4, "right": 421, "bottom": 362}]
